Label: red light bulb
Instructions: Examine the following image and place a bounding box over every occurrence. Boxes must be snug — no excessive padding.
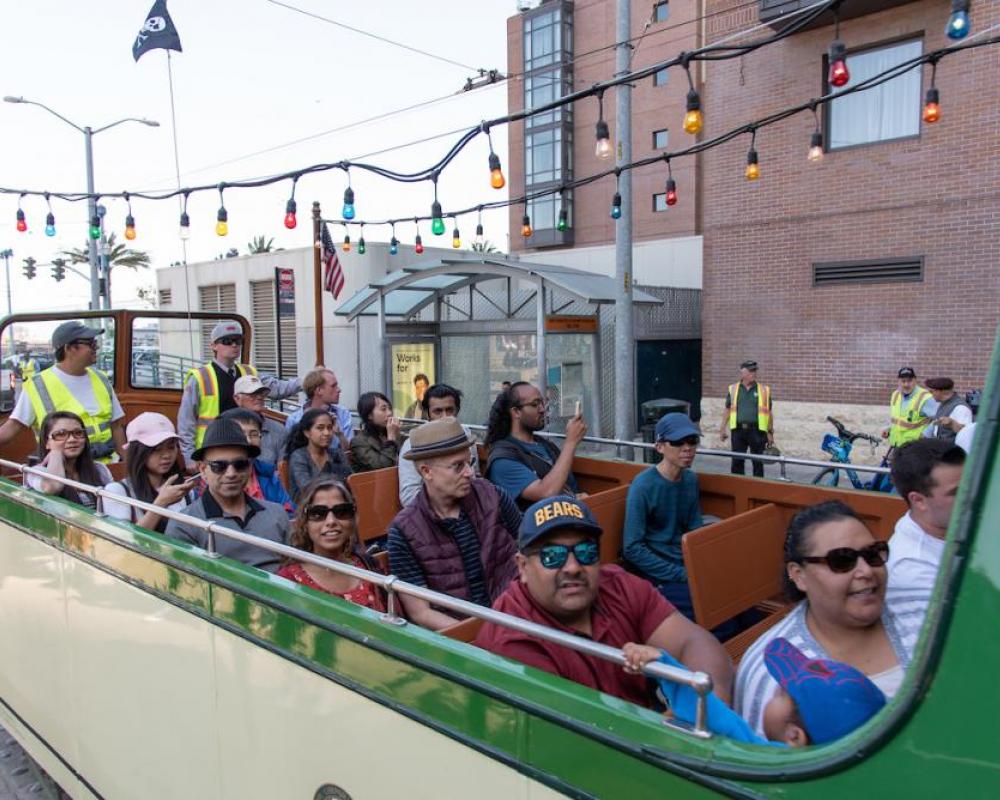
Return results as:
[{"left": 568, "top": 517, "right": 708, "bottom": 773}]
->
[
  {"left": 16, "top": 209, "right": 27, "bottom": 233},
  {"left": 284, "top": 198, "right": 297, "bottom": 229},
  {"left": 922, "top": 87, "right": 941, "bottom": 124},
  {"left": 665, "top": 178, "right": 678, "bottom": 206},
  {"left": 415, "top": 234, "right": 424, "bottom": 255},
  {"left": 828, "top": 40, "right": 850, "bottom": 88}
]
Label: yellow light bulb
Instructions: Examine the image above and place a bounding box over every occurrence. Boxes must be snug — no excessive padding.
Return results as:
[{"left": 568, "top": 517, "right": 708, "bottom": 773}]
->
[
  {"left": 745, "top": 162, "right": 760, "bottom": 181},
  {"left": 490, "top": 168, "right": 506, "bottom": 189},
  {"left": 452, "top": 235, "right": 461, "bottom": 248},
  {"left": 683, "top": 109, "right": 703, "bottom": 135},
  {"left": 125, "top": 226, "right": 136, "bottom": 241},
  {"left": 595, "top": 137, "right": 613, "bottom": 160},
  {"left": 215, "top": 220, "right": 228, "bottom": 236},
  {"left": 807, "top": 145, "right": 824, "bottom": 163}
]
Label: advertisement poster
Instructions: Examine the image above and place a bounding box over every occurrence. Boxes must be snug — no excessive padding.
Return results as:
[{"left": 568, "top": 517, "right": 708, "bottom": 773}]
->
[{"left": 391, "top": 342, "right": 436, "bottom": 419}]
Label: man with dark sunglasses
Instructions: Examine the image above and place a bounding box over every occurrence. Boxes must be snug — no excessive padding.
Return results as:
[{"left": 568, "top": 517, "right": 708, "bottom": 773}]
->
[
  {"left": 165, "top": 418, "right": 289, "bottom": 572},
  {"left": 178, "top": 320, "right": 302, "bottom": 469},
  {"left": 476, "top": 495, "right": 734, "bottom": 708}
]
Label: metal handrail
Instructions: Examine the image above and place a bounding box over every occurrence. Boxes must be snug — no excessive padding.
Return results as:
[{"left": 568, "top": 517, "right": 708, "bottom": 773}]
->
[{"left": 1, "top": 457, "right": 714, "bottom": 737}]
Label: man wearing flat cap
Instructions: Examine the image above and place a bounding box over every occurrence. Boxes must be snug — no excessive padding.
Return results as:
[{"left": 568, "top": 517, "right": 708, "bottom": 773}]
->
[
  {"left": 0, "top": 320, "right": 126, "bottom": 461},
  {"left": 387, "top": 418, "right": 521, "bottom": 631},
  {"left": 475, "top": 494, "right": 734, "bottom": 707},
  {"left": 718, "top": 360, "right": 773, "bottom": 477},
  {"left": 883, "top": 367, "right": 932, "bottom": 447},
  {"left": 178, "top": 320, "right": 302, "bottom": 468},
  {"left": 922, "top": 377, "right": 972, "bottom": 444}
]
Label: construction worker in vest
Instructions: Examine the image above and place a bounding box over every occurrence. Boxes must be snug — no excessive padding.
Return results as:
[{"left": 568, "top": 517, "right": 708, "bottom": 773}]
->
[
  {"left": 882, "top": 367, "right": 933, "bottom": 448},
  {"left": 718, "top": 360, "right": 773, "bottom": 478},
  {"left": 16, "top": 351, "right": 39, "bottom": 383},
  {"left": 177, "top": 320, "right": 302, "bottom": 469},
  {"left": 0, "top": 321, "right": 126, "bottom": 462}
]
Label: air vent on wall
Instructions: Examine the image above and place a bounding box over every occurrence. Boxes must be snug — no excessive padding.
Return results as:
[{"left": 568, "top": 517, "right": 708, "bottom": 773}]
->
[{"left": 813, "top": 257, "right": 923, "bottom": 287}]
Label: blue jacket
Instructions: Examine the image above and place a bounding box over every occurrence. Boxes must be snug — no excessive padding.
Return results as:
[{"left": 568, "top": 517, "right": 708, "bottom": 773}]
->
[{"left": 253, "top": 459, "right": 294, "bottom": 514}]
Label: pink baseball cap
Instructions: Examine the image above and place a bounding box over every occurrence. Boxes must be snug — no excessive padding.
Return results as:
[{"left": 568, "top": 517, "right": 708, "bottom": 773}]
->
[{"left": 125, "top": 412, "right": 179, "bottom": 448}]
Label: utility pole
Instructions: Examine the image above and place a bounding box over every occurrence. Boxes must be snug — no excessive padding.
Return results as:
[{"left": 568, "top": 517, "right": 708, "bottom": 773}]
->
[
  {"left": 84, "top": 126, "right": 99, "bottom": 311},
  {"left": 1, "top": 249, "right": 13, "bottom": 358},
  {"left": 614, "top": 0, "right": 636, "bottom": 450}
]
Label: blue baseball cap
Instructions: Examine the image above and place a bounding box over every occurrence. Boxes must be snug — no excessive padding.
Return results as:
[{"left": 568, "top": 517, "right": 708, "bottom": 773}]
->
[
  {"left": 654, "top": 412, "right": 701, "bottom": 443},
  {"left": 518, "top": 495, "right": 603, "bottom": 551},
  {"left": 764, "top": 638, "right": 886, "bottom": 745}
]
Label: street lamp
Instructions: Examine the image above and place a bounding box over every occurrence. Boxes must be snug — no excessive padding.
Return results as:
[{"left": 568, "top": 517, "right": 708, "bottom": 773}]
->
[{"left": 3, "top": 96, "right": 159, "bottom": 311}]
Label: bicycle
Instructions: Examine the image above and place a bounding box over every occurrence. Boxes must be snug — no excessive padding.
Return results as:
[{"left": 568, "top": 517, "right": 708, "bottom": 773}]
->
[{"left": 811, "top": 416, "right": 894, "bottom": 492}]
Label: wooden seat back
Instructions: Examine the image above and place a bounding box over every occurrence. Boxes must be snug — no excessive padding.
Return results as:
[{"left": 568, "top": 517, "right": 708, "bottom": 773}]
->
[
  {"left": 347, "top": 466, "right": 402, "bottom": 543},
  {"left": 581, "top": 485, "right": 631, "bottom": 564},
  {"left": 682, "top": 503, "right": 786, "bottom": 632},
  {"left": 439, "top": 616, "right": 485, "bottom": 643}
]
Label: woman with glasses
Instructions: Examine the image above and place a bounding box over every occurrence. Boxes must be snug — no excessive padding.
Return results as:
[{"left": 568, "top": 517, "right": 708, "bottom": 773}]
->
[
  {"left": 26, "top": 410, "right": 112, "bottom": 509},
  {"left": 104, "top": 412, "right": 198, "bottom": 532},
  {"left": 350, "top": 391, "right": 402, "bottom": 473},
  {"left": 284, "top": 408, "right": 352, "bottom": 501},
  {"left": 734, "top": 500, "right": 931, "bottom": 736},
  {"left": 277, "top": 478, "right": 385, "bottom": 611}
]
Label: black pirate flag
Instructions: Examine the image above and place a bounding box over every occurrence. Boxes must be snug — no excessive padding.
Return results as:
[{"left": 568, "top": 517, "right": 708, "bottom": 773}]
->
[{"left": 132, "top": 0, "right": 183, "bottom": 62}]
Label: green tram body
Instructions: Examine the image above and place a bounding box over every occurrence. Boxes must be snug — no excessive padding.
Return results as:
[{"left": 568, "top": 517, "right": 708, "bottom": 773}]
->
[{"left": 0, "top": 310, "right": 996, "bottom": 799}]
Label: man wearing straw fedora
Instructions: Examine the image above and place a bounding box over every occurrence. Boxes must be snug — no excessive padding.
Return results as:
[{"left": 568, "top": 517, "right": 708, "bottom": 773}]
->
[{"left": 387, "top": 418, "right": 522, "bottom": 631}]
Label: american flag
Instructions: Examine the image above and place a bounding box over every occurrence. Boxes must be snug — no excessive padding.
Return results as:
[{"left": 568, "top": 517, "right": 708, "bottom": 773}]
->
[{"left": 321, "top": 222, "right": 345, "bottom": 300}]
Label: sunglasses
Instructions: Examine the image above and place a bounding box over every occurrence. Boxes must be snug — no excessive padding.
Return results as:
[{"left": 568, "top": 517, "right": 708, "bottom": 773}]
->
[
  {"left": 799, "top": 541, "right": 889, "bottom": 573},
  {"left": 50, "top": 429, "right": 87, "bottom": 442},
  {"left": 305, "top": 503, "right": 356, "bottom": 522},
  {"left": 664, "top": 435, "right": 700, "bottom": 448},
  {"left": 69, "top": 339, "right": 99, "bottom": 349},
  {"left": 217, "top": 336, "right": 243, "bottom": 346},
  {"left": 205, "top": 458, "right": 251, "bottom": 475},
  {"left": 532, "top": 540, "right": 600, "bottom": 570}
]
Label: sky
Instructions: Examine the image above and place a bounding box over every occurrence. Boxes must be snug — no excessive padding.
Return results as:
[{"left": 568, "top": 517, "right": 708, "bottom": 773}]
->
[{"left": 0, "top": 0, "right": 517, "bottom": 313}]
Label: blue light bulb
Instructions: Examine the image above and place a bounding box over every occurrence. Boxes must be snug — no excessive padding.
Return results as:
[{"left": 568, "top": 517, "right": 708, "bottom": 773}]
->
[
  {"left": 610, "top": 192, "right": 622, "bottom": 220},
  {"left": 389, "top": 236, "right": 399, "bottom": 256},
  {"left": 342, "top": 186, "right": 356, "bottom": 220},
  {"left": 45, "top": 212, "right": 56, "bottom": 237},
  {"left": 946, "top": 8, "right": 970, "bottom": 39}
]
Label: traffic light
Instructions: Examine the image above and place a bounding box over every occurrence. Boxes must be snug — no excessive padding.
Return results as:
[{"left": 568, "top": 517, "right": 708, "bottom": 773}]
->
[
  {"left": 22, "top": 257, "right": 36, "bottom": 279},
  {"left": 51, "top": 258, "right": 66, "bottom": 282}
]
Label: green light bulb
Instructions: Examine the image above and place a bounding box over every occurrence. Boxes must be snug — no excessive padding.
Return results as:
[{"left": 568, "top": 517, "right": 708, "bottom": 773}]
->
[{"left": 431, "top": 200, "right": 445, "bottom": 235}]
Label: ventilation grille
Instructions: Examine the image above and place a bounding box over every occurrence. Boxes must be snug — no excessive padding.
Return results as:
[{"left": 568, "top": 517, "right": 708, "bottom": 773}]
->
[
  {"left": 158, "top": 289, "right": 172, "bottom": 306},
  {"left": 813, "top": 257, "right": 923, "bottom": 287}
]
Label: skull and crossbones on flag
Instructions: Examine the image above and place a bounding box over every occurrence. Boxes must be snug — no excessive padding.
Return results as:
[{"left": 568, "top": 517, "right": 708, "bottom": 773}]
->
[{"left": 132, "top": 0, "right": 183, "bottom": 62}]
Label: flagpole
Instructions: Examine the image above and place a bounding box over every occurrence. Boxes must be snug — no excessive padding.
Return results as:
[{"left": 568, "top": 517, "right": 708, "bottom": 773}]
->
[
  {"left": 312, "top": 201, "right": 325, "bottom": 367},
  {"left": 166, "top": 48, "right": 196, "bottom": 363}
]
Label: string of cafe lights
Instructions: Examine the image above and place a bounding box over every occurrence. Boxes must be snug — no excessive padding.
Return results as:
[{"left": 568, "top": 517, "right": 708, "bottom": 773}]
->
[{"left": 4, "top": 0, "right": 982, "bottom": 253}]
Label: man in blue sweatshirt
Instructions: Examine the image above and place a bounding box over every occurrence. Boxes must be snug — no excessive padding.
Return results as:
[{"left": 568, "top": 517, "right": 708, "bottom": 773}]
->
[{"left": 623, "top": 413, "right": 704, "bottom": 620}]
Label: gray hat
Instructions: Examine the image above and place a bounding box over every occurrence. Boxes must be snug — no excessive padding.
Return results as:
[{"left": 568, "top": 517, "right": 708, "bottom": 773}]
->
[
  {"left": 191, "top": 418, "right": 260, "bottom": 462},
  {"left": 52, "top": 320, "right": 103, "bottom": 349},
  {"left": 210, "top": 320, "right": 243, "bottom": 343}
]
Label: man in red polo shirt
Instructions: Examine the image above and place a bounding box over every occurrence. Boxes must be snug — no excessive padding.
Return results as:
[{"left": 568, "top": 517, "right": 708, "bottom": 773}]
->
[{"left": 475, "top": 494, "right": 734, "bottom": 707}]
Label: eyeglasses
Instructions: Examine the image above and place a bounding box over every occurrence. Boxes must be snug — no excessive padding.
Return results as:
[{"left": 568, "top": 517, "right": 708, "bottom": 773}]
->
[
  {"left": 305, "top": 503, "right": 356, "bottom": 522},
  {"left": 430, "top": 458, "right": 474, "bottom": 475},
  {"left": 516, "top": 399, "right": 546, "bottom": 410},
  {"left": 69, "top": 339, "right": 99, "bottom": 349},
  {"left": 799, "top": 541, "right": 889, "bottom": 573},
  {"left": 205, "top": 458, "right": 251, "bottom": 475},
  {"left": 49, "top": 429, "right": 86, "bottom": 442},
  {"left": 531, "top": 540, "right": 600, "bottom": 570},
  {"left": 665, "top": 436, "right": 700, "bottom": 448},
  {"left": 217, "top": 336, "right": 243, "bottom": 347},
  {"left": 242, "top": 430, "right": 262, "bottom": 441}
]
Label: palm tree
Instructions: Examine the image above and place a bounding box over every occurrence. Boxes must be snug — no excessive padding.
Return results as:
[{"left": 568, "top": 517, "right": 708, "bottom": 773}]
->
[
  {"left": 471, "top": 239, "right": 500, "bottom": 254},
  {"left": 61, "top": 233, "right": 151, "bottom": 270},
  {"left": 247, "top": 235, "right": 275, "bottom": 254}
]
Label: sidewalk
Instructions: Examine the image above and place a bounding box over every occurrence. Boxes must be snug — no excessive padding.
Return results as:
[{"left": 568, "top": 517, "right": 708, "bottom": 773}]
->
[{"left": 0, "top": 727, "right": 64, "bottom": 800}]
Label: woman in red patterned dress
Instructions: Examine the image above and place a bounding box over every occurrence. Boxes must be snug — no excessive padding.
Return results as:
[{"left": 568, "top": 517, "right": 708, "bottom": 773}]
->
[{"left": 278, "top": 478, "right": 386, "bottom": 612}]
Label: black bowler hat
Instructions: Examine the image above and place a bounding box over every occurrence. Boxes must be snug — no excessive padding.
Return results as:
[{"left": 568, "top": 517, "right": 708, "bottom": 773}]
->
[{"left": 191, "top": 418, "right": 260, "bottom": 462}]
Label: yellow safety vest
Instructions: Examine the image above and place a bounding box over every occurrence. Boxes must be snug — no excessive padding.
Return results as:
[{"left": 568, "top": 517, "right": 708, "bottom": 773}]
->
[
  {"left": 185, "top": 362, "right": 258, "bottom": 449},
  {"left": 20, "top": 358, "right": 38, "bottom": 381},
  {"left": 889, "top": 388, "right": 932, "bottom": 447},
  {"left": 24, "top": 367, "right": 115, "bottom": 460},
  {"left": 728, "top": 382, "right": 772, "bottom": 432}
]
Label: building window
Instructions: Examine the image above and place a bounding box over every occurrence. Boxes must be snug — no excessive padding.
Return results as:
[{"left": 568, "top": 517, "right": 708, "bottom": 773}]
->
[
  {"left": 653, "top": 68, "right": 669, "bottom": 87},
  {"left": 652, "top": 129, "right": 669, "bottom": 149},
  {"left": 653, "top": 193, "right": 668, "bottom": 212},
  {"left": 654, "top": 1, "right": 669, "bottom": 22},
  {"left": 827, "top": 38, "right": 922, "bottom": 150}
]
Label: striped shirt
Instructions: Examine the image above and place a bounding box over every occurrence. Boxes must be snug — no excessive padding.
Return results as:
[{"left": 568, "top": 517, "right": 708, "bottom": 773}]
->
[{"left": 734, "top": 585, "right": 931, "bottom": 736}]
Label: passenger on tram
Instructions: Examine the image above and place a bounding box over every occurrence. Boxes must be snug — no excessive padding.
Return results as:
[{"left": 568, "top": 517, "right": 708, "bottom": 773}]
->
[
  {"left": 104, "top": 412, "right": 198, "bottom": 532},
  {"left": 232, "top": 375, "right": 288, "bottom": 466},
  {"left": 164, "top": 418, "right": 290, "bottom": 572},
  {"left": 277, "top": 477, "right": 386, "bottom": 612},
  {"left": 284, "top": 408, "right": 353, "bottom": 501},
  {"left": 398, "top": 383, "right": 480, "bottom": 506},
  {"left": 388, "top": 418, "right": 520, "bottom": 631},
  {"left": 623, "top": 638, "right": 885, "bottom": 747},
  {"left": 350, "top": 391, "right": 402, "bottom": 472},
  {"left": 887, "top": 439, "right": 965, "bottom": 591},
  {"left": 283, "top": 367, "right": 353, "bottom": 451},
  {"left": 220, "top": 409, "right": 294, "bottom": 513},
  {"left": 178, "top": 321, "right": 302, "bottom": 468},
  {"left": 735, "top": 501, "right": 931, "bottom": 736},
  {"left": 623, "top": 413, "right": 708, "bottom": 622},
  {"left": 0, "top": 321, "right": 126, "bottom": 462},
  {"left": 484, "top": 382, "right": 586, "bottom": 511},
  {"left": 475, "top": 495, "right": 734, "bottom": 707},
  {"left": 25, "top": 410, "right": 112, "bottom": 510}
]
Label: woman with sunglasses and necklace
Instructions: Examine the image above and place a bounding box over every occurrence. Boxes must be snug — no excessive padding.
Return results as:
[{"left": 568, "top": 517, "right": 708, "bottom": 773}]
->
[
  {"left": 284, "top": 408, "right": 352, "bottom": 501},
  {"left": 27, "top": 411, "right": 112, "bottom": 509},
  {"left": 278, "top": 478, "right": 386, "bottom": 612},
  {"left": 735, "top": 500, "right": 931, "bottom": 736}
]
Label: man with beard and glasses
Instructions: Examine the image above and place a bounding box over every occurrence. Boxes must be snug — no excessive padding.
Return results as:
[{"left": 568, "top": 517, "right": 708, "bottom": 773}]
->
[
  {"left": 387, "top": 418, "right": 521, "bottom": 631},
  {"left": 476, "top": 495, "right": 734, "bottom": 708},
  {"left": 165, "top": 418, "right": 289, "bottom": 572},
  {"left": 485, "top": 381, "right": 587, "bottom": 511}
]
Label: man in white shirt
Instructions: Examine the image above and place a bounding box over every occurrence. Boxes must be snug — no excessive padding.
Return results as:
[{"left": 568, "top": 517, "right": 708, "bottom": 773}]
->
[
  {"left": 922, "top": 377, "right": 973, "bottom": 443},
  {"left": 887, "top": 438, "right": 965, "bottom": 590}
]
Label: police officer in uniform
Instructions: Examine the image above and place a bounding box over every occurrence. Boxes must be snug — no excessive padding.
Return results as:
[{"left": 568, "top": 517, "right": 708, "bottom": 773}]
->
[
  {"left": 718, "top": 360, "right": 773, "bottom": 478},
  {"left": 177, "top": 321, "right": 302, "bottom": 468}
]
